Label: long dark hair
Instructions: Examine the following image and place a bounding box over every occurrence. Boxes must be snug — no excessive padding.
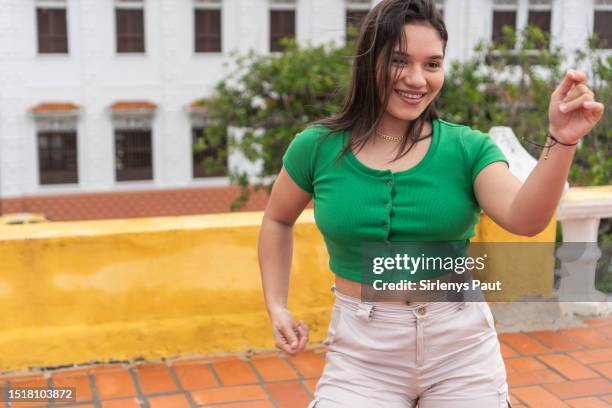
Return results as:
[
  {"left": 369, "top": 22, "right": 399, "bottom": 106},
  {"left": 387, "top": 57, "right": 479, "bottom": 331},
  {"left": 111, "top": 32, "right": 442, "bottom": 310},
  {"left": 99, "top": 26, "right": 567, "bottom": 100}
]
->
[{"left": 315, "top": 0, "right": 447, "bottom": 162}]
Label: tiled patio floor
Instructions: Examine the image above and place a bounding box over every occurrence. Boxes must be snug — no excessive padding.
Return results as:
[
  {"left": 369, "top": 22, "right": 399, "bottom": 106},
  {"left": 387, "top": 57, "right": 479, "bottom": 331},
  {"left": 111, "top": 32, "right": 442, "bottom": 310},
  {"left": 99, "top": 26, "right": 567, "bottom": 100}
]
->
[{"left": 3, "top": 317, "right": 612, "bottom": 408}]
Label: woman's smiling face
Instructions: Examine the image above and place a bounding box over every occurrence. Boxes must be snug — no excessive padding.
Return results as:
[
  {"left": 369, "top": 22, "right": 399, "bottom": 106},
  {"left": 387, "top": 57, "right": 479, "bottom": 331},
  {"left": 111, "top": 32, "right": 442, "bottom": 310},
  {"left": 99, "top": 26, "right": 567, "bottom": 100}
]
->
[{"left": 381, "top": 23, "right": 445, "bottom": 124}]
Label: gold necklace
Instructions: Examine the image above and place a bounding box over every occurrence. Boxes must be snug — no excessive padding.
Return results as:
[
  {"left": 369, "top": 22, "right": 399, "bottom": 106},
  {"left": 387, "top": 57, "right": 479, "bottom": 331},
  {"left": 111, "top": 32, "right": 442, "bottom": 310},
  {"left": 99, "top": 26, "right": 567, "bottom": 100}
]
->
[
  {"left": 375, "top": 130, "right": 402, "bottom": 142},
  {"left": 375, "top": 130, "right": 433, "bottom": 143}
]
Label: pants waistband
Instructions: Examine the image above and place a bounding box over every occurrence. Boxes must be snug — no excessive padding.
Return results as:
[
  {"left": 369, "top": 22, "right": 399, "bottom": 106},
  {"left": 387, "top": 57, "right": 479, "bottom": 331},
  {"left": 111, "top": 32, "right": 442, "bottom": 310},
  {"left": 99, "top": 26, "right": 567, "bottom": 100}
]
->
[{"left": 332, "top": 285, "right": 466, "bottom": 322}]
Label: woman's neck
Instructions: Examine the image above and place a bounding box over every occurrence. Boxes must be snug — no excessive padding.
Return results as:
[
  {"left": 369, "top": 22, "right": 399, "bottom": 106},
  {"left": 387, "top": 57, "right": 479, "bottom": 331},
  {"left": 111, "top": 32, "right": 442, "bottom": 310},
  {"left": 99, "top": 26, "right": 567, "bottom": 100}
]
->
[{"left": 377, "top": 115, "right": 431, "bottom": 138}]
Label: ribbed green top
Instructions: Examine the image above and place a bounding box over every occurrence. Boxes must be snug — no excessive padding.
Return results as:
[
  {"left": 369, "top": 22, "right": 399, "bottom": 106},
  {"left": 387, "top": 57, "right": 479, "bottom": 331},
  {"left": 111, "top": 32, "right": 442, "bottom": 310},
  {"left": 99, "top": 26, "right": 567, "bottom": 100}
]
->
[{"left": 282, "top": 118, "right": 508, "bottom": 282}]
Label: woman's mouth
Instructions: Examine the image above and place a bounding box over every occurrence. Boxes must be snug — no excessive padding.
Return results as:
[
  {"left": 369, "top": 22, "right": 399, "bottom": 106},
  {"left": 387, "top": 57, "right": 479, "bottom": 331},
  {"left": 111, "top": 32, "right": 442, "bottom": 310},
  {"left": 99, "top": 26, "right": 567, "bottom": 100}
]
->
[{"left": 394, "top": 89, "right": 427, "bottom": 105}]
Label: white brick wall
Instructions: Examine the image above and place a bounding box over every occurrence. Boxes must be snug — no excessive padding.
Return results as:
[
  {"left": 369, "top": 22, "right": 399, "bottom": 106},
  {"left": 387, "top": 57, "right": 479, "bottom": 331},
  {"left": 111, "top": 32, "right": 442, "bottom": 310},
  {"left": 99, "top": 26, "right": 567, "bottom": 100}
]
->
[{"left": 0, "top": 0, "right": 608, "bottom": 198}]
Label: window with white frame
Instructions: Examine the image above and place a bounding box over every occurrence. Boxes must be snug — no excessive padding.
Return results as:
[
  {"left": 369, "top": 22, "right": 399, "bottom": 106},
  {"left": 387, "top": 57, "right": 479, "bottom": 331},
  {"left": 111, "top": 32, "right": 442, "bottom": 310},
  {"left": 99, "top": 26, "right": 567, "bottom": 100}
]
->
[
  {"left": 189, "top": 103, "right": 228, "bottom": 178},
  {"left": 594, "top": 0, "right": 612, "bottom": 49},
  {"left": 194, "top": 0, "right": 222, "bottom": 53},
  {"left": 492, "top": 0, "right": 517, "bottom": 47},
  {"left": 270, "top": 0, "right": 296, "bottom": 52},
  {"left": 36, "top": 0, "right": 68, "bottom": 54},
  {"left": 526, "top": 0, "right": 551, "bottom": 49},
  {"left": 32, "top": 103, "right": 80, "bottom": 185},
  {"left": 111, "top": 102, "right": 156, "bottom": 182},
  {"left": 491, "top": 0, "right": 552, "bottom": 49},
  {"left": 115, "top": 0, "right": 145, "bottom": 53},
  {"left": 346, "top": 0, "right": 370, "bottom": 43}
]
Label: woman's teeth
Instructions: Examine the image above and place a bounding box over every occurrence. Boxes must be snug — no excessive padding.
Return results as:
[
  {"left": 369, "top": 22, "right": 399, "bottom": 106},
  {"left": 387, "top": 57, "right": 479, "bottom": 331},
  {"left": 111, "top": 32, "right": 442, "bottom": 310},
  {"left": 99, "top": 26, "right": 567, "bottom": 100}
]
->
[{"left": 395, "top": 90, "right": 426, "bottom": 99}]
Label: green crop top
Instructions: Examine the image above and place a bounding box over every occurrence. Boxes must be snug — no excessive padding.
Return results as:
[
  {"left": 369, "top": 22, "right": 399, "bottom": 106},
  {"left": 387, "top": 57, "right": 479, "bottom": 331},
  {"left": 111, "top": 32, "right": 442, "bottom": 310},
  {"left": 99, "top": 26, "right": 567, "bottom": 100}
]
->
[{"left": 282, "top": 118, "right": 509, "bottom": 282}]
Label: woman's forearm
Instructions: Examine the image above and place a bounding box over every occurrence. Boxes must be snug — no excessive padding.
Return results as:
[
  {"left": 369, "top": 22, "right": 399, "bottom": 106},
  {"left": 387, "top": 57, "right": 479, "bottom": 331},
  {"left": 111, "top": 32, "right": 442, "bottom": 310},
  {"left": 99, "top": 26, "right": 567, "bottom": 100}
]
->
[
  {"left": 508, "top": 133, "right": 577, "bottom": 236},
  {"left": 258, "top": 216, "right": 294, "bottom": 314}
]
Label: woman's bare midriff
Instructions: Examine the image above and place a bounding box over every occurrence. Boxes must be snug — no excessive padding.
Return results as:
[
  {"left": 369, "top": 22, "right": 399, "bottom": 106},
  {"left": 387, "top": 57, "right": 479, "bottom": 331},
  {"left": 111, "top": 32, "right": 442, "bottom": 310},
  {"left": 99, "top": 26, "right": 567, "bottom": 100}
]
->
[{"left": 335, "top": 274, "right": 420, "bottom": 305}]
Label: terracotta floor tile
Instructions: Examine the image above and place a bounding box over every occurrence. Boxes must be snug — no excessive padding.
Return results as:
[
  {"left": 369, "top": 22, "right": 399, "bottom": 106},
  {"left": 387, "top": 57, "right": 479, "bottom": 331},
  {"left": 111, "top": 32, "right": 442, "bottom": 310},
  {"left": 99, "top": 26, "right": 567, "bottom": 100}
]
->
[
  {"left": 544, "top": 378, "right": 612, "bottom": 399},
  {"left": 95, "top": 368, "right": 137, "bottom": 400},
  {"left": 565, "top": 396, "right": 611, "bottom": 408},
  {"left": 498, "top": 333, "right": 550, "bottom": 355},
  {"left": 302, "top": 378, "right": 318, "bottom": 394},
  {"left": 134, "top": 364, "right": 177, "bottom": 395},
  {"left": 101, "top": 398, "right": 142, "bottom": 408},
  {"left": 596, "top": 325, "right": 612, "bottom": 340},
  {"left": 92, "top": 364, "right": 125, "bottom": 373},
  {"left": 11, "top": 401, "right": 48, "bottom": 407},
  {"left": 8, "top": 319, "right": 612, "bottom": 408},
  {"left": 147, "top": 393, "right": 190, "bottom": 408},
  {"left": 584, "top": 317, "right": 612, "bottom": 327},
  {"left": 251, "top": 354, "right": 298, "bottom": 382},
  {"left": 537, "top": 354, "right": 599, "bottom": 380},
  {"left": 266, "top": 381, "right": 312, "bottom": 408},
  {"left": 511, "top": 385, "right": 569, "bottom": 408},
  {"left": 287, "top": 349, "right": 326, "bottom": 378},
  {"left": 51, "top": 371, "right": 92, "bottom": 401},
  {"left": 170, "top": 355, "right": 236, "bottom": 366},
  {"left": 509, "top": 392, "right": 521, "bottom": 406},
  {"left": 528, "top": 330, "right": 582, "bottom": 351},
  {"left": 50, "top": 367, "right": 94, "bottom": 377},
  {"left": 202, "top": 402, "right": 274, "bottom": 408},
  {"left": 190, "top": 385, "right": 267, "bottom": 405},
  {"left": 212, "top": 359, "right": 258, "bottom": 386},
  {"left": 8, "top": 374, "right": 46, "bottom": 387},
  {"left": 9, "top": 375, "right": 50, "bottom": 407},
  {"left": 569, "top": 348, "right": 612, "bottom": 365},
  {"left": 506, "top": 357, "right": 548, "bottom": 372},
  {"left": 590, "top": 362, "right": 612, "bottom": 381},
  {"left": 559, "top": 327, "right": 612, "bottom": 349},
  {"left": 507, "top": 368, "right": 565, "bottom": 387},
  {"left": 500, "top": 343, "right": 519, "bottom": 358},
  {"left": 57, "top": 405, "right": 95, "bottom": 408},
  {"left": 172, "top": 363, "right": 218, "bottom": 390}
]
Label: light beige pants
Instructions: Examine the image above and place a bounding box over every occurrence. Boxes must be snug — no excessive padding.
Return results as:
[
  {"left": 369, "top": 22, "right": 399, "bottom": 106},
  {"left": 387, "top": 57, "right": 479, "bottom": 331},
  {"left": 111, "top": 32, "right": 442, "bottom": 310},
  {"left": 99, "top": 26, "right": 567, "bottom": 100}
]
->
[{"left": 309, "top": 288, "right": 512, "bottom": 408}]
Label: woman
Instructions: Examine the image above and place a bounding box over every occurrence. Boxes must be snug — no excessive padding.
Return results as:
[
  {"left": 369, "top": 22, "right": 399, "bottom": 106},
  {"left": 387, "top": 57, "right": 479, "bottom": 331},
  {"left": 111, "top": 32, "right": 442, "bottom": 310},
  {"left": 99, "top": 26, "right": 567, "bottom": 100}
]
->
[{"left": 258, "top": 0, "right": 604, "bottom": 407}]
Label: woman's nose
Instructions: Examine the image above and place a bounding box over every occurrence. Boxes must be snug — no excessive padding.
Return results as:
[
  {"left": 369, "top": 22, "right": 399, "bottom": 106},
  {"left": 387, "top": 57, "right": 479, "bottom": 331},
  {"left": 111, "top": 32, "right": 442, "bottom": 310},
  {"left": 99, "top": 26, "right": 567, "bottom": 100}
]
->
[{"left": 401, "top": 66, "right": 427, "bottom": 88}]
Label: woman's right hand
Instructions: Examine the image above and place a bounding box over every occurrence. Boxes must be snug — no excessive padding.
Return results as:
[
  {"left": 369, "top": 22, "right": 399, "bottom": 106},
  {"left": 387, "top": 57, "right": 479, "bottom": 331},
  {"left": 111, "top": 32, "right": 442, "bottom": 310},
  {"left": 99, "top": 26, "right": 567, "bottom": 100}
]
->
[{"left": 269, "top": 306, "right": 309, "bottom": 355}]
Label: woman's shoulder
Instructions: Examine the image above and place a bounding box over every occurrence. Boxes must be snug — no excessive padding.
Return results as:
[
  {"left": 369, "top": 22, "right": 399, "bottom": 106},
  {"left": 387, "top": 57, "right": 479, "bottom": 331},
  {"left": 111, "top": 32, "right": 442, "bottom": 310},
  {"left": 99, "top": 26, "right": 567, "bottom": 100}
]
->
[
  {"left": 287, "top": 125, "right": 346, "bottom": 155},
  {"left": 436, "top": 118, "right": 492, "bottom": 145},
  {"left": 437, "top": 118, "right": 485, "bottom": 135},
  {"left": 284, "top": 125, "right": 346, "bottom": 163},
  {"left": 294, "top": 124, "right": 346, "bottom": 142}
]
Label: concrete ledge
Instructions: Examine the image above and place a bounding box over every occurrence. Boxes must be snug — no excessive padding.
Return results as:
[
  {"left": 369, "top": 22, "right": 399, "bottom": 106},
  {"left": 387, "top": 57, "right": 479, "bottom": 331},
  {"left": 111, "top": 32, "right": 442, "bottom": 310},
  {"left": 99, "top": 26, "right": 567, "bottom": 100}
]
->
[
  {"left": 0, "top": 210, "right": 334, "bottom": 370},
  {"left": 0, "top": 210, "right": 554, "bottom": 371}
]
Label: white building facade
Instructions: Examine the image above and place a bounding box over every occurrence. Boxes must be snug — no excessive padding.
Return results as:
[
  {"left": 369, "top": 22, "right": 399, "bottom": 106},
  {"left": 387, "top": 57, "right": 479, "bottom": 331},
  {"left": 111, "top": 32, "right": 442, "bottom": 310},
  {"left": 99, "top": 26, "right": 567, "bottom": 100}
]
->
[{"left": 0, "top": 0, "right": 609, "bottom": 211}]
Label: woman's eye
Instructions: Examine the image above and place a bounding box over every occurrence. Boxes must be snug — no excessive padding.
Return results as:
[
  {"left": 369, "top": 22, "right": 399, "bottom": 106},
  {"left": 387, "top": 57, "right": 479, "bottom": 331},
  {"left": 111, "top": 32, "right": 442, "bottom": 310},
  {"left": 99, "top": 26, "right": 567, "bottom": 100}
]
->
[
  {"left": 392, "top": 58, "right": 406, "bottom": 65},
  {"left": 427, "top": 62, "right": 440, "bottom": 69}
]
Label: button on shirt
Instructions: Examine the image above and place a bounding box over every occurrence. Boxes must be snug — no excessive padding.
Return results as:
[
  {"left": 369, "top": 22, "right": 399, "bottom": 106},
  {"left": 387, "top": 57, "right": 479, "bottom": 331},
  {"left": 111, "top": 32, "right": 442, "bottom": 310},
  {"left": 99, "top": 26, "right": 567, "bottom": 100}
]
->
[{"left": 281, "top": 119, "right": 508, "bottom": 282}]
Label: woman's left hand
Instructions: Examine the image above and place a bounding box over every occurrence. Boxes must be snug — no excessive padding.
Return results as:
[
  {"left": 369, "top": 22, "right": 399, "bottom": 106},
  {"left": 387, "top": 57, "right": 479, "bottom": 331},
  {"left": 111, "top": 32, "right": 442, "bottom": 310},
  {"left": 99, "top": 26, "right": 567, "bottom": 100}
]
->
[{"left": 548, "top": 69, "right": 605, "bottom": 144}]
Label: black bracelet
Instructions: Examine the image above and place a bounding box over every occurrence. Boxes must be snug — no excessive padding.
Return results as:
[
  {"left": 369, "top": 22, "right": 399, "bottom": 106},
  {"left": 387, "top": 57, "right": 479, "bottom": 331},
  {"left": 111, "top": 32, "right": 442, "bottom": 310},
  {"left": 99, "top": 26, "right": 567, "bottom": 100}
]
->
[{"left": 520, "top": 131, "right": 578, "bottom": 160}]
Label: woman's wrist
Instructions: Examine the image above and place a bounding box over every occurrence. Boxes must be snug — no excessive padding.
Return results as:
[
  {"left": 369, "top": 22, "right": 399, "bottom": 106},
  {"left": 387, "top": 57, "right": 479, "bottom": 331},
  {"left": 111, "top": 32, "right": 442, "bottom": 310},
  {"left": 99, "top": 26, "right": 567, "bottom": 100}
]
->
[
  {"left": 547, "top": 127, "right": 580, "bottom": 146},
  {"left": 267, "top": 302, "right": 289, "bottom": 316}
]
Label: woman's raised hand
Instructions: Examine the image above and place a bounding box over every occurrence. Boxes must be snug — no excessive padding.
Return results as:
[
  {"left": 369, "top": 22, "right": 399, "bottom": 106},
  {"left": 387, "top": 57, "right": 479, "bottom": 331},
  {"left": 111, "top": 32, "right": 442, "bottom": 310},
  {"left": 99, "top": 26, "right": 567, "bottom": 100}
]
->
[
  {"left": 548, "top": 69, "right": 605, "bottom": 144},
  {"left": 269, "top": 306, "right": 309, "bottom": 355}
]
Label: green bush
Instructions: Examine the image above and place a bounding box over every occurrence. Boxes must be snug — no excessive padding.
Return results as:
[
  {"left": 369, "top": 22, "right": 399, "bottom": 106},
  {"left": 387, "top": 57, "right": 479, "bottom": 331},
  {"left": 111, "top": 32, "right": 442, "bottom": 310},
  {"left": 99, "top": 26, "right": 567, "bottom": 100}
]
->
[{"left": 200, "top": 38, "right": 352, "bottom": 209}]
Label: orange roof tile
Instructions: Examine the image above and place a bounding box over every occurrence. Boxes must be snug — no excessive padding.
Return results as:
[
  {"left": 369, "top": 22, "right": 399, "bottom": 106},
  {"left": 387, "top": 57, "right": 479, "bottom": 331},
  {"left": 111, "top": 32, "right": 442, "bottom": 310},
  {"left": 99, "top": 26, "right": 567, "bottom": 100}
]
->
[
  {"left": 110, "top": 101, "right": 157, "bottom": 111},
  {"left": 31, "top": 102, "right": 80, "bottom": 113},
  {"left": 190, "top": 99, "right": 208, "bottom": 110}
]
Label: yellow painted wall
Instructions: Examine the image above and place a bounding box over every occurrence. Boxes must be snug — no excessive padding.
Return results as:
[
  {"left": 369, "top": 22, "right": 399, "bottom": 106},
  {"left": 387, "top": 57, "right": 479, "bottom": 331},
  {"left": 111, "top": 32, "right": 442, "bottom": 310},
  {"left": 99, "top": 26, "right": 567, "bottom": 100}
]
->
[
  {"left": 0, "top": 210, "right": 554, "bottom": 371},
  {"left": 472, "top": 215, "right": 557, "bottom": 301}
]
